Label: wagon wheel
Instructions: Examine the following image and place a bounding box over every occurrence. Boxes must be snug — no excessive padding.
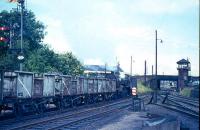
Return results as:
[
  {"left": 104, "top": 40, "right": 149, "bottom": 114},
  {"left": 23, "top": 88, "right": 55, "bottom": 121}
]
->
[
  {"left": 14, "top": 103, "right": 23, "bottom": 117},
  {"left": 32, "top": 101, "right": 43, "bottom": 114},
  {"left": 37, "top": 103, "right": 45, "bottom": 113},
  {"left": 0, "top": 105, "right": 3, "bottom": 115},
  {"left": 54, "top": 100, "right": 61, "bottom": 110}
]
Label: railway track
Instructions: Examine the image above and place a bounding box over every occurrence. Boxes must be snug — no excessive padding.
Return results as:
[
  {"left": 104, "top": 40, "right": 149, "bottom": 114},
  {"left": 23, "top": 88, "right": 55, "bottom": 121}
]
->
[
  {"left": 0, "top": 96, "right": 132, "bottom": 121},
  {"left": 170, "top": 94, "right": 199, "bottom": 102},
  {"left": 48, "top": 104, "right": 129, "bottom": 130},
  {"left": 0, "top": 97, "right": 132, "bottom": 130},
  {"left": 155, "top": 103, "right": 199, "bottom": 119},
  {"left": 159, "top": 94, "right": 199, "bottom": 110},
  {"left": 167, "top": 99, "right": 199, "bottom": 113},
  {"left": 168, "top": 97, "right": 199, "bottom": 108},
  {"left": 157, "top": 94, "right": 199, "bottom": 119},
  {"left": 171, "top": 96, "right": 198, "bottom": 104}
]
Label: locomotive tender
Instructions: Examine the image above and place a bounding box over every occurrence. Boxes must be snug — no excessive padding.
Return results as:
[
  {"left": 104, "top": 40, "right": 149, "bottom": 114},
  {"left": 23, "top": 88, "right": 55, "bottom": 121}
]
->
[{"left": 0, "top": 71, "right": 136, "bottom": 115}]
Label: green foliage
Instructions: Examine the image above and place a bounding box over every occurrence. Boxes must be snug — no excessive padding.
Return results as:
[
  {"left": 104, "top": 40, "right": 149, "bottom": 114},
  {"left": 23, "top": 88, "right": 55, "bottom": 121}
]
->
[
  {"left": 0, "top": 9, "right": 84, "bottom": 75},
  {"left": 24, "top": 45, "right": 56, "bottom": 73},
  {"left": 180, "top": 87, "right": 193, "bottom": 97},
  {"left": 0, "top": 53, "right": 18, "bottom": 70},
  {"left": 137, "top": 82, "right": 152, "bottom": 94},
  {"left": 57, "top": 52, "right": 84, "bottom": 75},
  {"left": 24, "top": 47, "right": 84, "bottom": 75},
  {"left": 0, "top": 10, "right": 45, "bottom": 52},
  {"left": 0, "top": 9, "right": 45, "bottom": 69}
]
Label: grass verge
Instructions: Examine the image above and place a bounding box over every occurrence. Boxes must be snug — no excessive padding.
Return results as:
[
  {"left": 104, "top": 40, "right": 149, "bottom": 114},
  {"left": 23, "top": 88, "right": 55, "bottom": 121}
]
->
[
  {"left": 180, "top": 87, "right": 193, "bottom": 97},
  {"left": 137, "top": 82, "right": 153, "bottom": 94}
]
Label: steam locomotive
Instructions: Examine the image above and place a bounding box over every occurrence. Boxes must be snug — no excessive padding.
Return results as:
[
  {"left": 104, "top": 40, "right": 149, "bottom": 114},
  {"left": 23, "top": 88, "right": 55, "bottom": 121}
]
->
[{"left": 0, "top": 71, "right": 136, "bottom": 115}]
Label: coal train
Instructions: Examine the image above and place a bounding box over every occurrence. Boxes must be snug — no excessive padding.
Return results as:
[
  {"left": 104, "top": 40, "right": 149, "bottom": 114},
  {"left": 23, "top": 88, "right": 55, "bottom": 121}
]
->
[{"left": 0, "top": 71, "right": 136, "bottom": 115}]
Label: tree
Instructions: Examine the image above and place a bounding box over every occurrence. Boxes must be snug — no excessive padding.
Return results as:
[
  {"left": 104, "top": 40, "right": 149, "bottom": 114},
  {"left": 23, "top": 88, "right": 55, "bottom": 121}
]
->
[
  {"left": 0, "top": 9, "right": 84, "bottom": 75},
  {"left": 24, "top": 45, "right": 57, "bottom": 73},
  {"left": 0, "top": 9, "right": 45, "bottom": 70},
  {"left": 24, "top": 46, "right": 84, "bottom": 75},
  {"left": 0, "top": 10, "right": 45, "bottom": 52},
  {"left": 56, "top": 52, "right": 84, "bottom": 75}
]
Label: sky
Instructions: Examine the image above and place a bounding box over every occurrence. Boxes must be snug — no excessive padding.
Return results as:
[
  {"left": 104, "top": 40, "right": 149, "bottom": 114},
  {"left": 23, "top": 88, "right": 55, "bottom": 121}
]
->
[{"left": 0, "top": 0, "right": 199, "bottom": 76}]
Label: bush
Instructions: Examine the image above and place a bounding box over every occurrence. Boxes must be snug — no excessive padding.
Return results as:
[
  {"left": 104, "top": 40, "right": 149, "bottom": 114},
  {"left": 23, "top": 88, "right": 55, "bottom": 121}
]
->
[
  {"left": 137, "top": 82, "right": 152, "bottom": 94},
  {"left": 180, "top": 87, "right": 193, "bottom": 97}
]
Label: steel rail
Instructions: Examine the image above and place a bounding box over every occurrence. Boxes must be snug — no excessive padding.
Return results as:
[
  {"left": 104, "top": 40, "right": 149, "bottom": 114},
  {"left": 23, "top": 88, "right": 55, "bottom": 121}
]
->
[
  {"left": 0, "top": 97, "right": 131, "bottom": 122},
  {"left": 6, "top": 98, "right": 131, "bottom": 130},
  {"left": 168, "top": 95, "right": 199, "bottom": 104},
  {"left": 155, "top": 103, "right": 199, "bottom": 119},
  {"left": 47, "top": 104, "right": 130, "bottom": 130},
  {"left": 170, "top": 95, "right": 199, "bottom": 102},
  {"left": 156, "top": 95, "right": 199, "bottom": 119},
  {"left": 167, "top": 96, "right": 199, "bottom": 108},
  {"left": 166, "top": 100, "right": 199, "bottom": 115},
  {"left": 160, "top": 94, "right": 199, "bottom": 108}
]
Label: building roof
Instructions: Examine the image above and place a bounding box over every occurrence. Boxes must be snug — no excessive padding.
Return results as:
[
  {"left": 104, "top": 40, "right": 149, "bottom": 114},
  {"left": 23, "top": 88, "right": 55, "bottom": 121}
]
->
[
  {"left": 177, "top": 59, "right": 190, "bottom": 64},
  {"left": 84, "top": 65, "right": 123, "bottom": 73}
]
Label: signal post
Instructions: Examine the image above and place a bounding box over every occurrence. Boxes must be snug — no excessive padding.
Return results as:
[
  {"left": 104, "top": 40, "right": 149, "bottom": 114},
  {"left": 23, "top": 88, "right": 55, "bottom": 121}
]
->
[
  {"left": 0, "top": 26, "right": 10, "bottom": 103},
  {"left": 131, "top": 86, "right": 142, "bottom": 112}
]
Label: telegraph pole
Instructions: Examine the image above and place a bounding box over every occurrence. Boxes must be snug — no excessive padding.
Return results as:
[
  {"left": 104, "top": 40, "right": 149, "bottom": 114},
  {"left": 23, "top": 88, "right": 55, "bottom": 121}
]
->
[
  {"left": 153, "top": 30, "right": 158, "bottom": 103},
  {"left": 20, "top": 0, "right": 23, "bottom": 71},
  {"left": 17, "top": 0, "right": 25, "bottom": 71},
  {"left": 8, "top": 0, "right": 25, "bottom": 67},
  {"left": 130, "top": 56, "right": 132, "bottom": 76},
  {"left": 155, "top": 30, "right": 163, "bottom": 77},
  {"left": 153, "top": 30, "right": 163, "bottom": 103},
  {"left": 155, "top": 30, "right": 157, "bottom": 76},
  {"left": 104, "top": 63, "right": 107, "bottom": 75},
  {"left": 144, "top": 60, "right": 147, "bottom": 86},
  {"left": 0, "top": 70, "right": 3, "bottom": 102}
]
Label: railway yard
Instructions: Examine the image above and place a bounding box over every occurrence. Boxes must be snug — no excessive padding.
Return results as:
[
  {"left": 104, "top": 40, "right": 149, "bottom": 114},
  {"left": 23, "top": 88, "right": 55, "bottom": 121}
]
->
[
  {"left": 0, "top": 93, "right": 199, "bottom": 130},
  {"left": 0, "top": 1, "right": 199, "bottom": 130}
]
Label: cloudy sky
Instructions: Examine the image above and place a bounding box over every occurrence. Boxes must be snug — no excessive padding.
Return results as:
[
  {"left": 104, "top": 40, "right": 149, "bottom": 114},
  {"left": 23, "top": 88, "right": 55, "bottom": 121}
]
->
[{"left": 1, "top": 0, "right": 199, "bottom": 76}]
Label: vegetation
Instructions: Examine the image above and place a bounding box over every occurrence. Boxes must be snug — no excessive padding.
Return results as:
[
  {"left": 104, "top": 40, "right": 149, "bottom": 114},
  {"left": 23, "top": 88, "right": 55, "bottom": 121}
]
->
[
  {"left": 137, "top": 82, "right": 152, "bottom": 94},
  {"left": 180, "top": 87, "right": 193, "bottom": 97},
  {"left": 0, "top": 9, "right": 83, "bottom": 75}
]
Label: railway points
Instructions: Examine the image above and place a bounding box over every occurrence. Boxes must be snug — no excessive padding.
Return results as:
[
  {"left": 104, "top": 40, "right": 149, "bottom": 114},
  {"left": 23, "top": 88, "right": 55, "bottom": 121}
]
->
[
  {"left": 1, "top": 92, "right": 198, "bottom": 130},
  {"left": 0, "top": 1, "right": 199, "bottom": 130}
]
